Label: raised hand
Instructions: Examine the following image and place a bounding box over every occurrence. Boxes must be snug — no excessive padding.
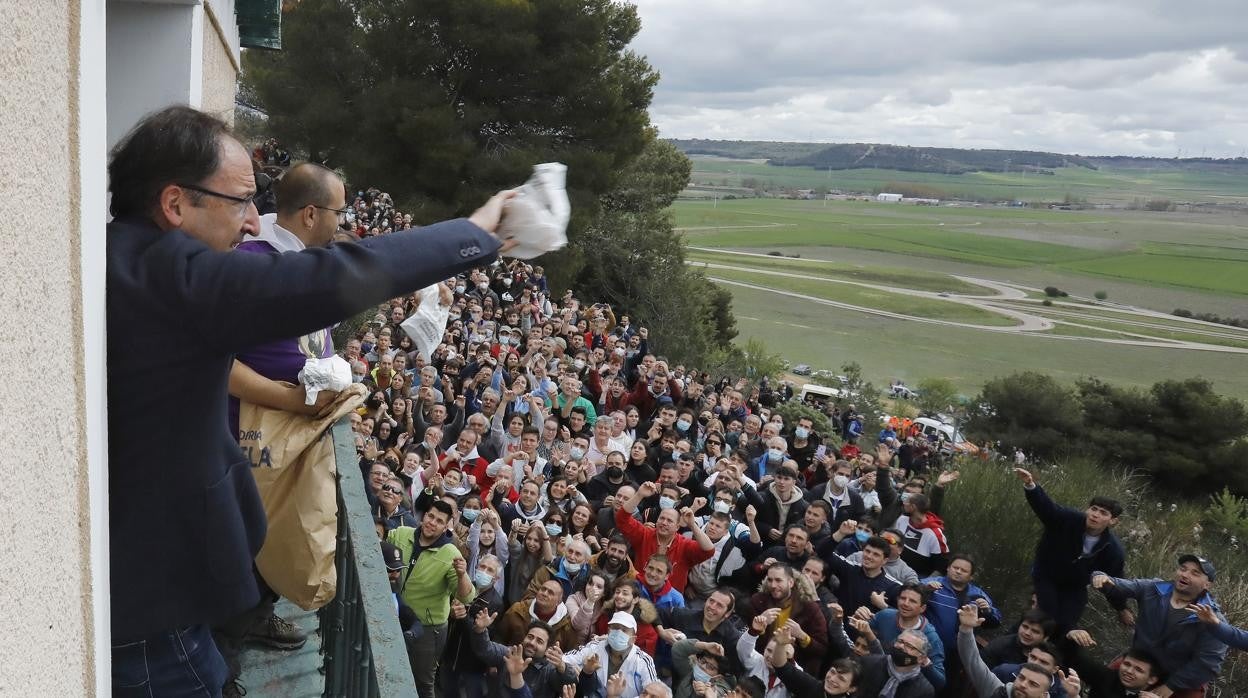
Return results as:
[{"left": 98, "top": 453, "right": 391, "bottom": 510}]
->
[
  {"left": 450, "top": 600, "right": 468, "bottom": 619},
  {"left": 870, "top": 590, "right": 888, "bottom": 609},
  {"left": 605, "top": 671, "right": 626, "bottom": 698},
  {"left": 474, "top": 609, "right": 499, "bottom": 633},
  {"left": 637, "top": 481, "right": 659, "bottom": 497},
  {"left": 1013, "top": 468, "right": 1035, "bottom": 487},
  {"left": 745, "top": 505, "right": 757, "bottom": 523},
  {"left": 583, "top": 653, "right": 601, "bottom": 676},
  {"left": 1090, "top": 572, "right": 1114, "bottom": 590},
  {"left": 957, "top": 604, "right": 984, "bottom": 630},
  {"left": 937, "top": 470, "right": 960, "bottom": 487},
  {"left": 452, "top": 557, "right": 467, "bottom": 577},
  {"left": 503, "top": 643, "right": 531, "bottom": 677},
  {"left": 1188, "top": 603, "right": 1221, "bottom": 625},
  {"left": 848, "top": 616, "right": 874, "bottom": 642},
  {"left": 544, "top": 641, "right": 566, "bottom": 671},
  {"left": 1066, "top": 629, "right": 1096, "bottom": 647},
  {"left": 1058, "top": 668, "right": 1081, "bottom": 698}
]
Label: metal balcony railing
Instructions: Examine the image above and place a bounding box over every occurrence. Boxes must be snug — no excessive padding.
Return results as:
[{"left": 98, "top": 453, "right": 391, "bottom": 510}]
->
[{"left": 319, "top": 418, "right": 417, "bottom": 698}]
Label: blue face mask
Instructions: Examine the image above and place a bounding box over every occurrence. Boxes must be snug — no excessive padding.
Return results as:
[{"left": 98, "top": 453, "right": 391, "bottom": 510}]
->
[
  {"left": 472, "top": 570, "right": 494, "bottom": 588},
  {"left": 545, "top": 524, "right": 563, "bottom": 537},
  {"left": 462, "top": 508, "right": 480, "bottom": 522},
  {"left": 659, "top": 496, "right": 677, "bottom": 510},
  {"left": 607, "top": 629, "right": 631, "bottom": 652},
  {"left": 692, "top": 663, "right": 711, "bottom": 684},
  {"left": 768, "top": 448, "right": 784, "bottom": 462},
  {"left": 855, "top": 530, "right": 870, "bottom": 544},
  {"left": 794, "top": 426, "right": 810, "bottom": 439},
  {"left": 676, "top": 419, "right": 692, "bottom": 432},
  {"left": 352, "top": 374, "right": 366, "bottom": 384}
]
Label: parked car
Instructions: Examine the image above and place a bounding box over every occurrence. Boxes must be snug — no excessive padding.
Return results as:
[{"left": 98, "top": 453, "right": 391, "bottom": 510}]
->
[
  {"left": 792, "top": 364, "right": 812, "bottom": 375},
  {"left": 889, "top": 384, "right": 919, "bottom": 400}
]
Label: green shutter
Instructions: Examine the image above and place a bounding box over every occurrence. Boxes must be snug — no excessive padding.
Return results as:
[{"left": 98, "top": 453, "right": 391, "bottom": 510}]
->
[{"left": 237, "top": 0, "right": 282, "bottom": 50}]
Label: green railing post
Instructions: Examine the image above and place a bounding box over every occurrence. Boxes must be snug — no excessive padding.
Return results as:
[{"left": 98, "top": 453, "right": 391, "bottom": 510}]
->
[{"left": 320, "top": 418, "right": 418, "bottom": 697}]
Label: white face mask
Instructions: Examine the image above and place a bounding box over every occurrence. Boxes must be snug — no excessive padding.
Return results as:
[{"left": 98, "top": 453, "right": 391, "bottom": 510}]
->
[
  {"left": 833, "top": 474, "right": 850, "bottom": 489},
  {"left": 713, "top": 500, "right": 732, "bottom": 514}
]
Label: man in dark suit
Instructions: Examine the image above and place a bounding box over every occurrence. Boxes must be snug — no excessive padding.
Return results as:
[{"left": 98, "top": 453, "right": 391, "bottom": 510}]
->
[{"left": 106, "top": 105, "right": 516, "bottom": 695}]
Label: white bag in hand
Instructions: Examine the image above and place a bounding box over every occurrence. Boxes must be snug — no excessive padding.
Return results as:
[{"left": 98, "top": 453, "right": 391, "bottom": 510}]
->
[
  {"left": 400, "top": 285, "right": 451, "bottom": 364},
  {"left": 297, "top": 355, "right": 353, "bottom": 405},
  {"left": 497, "top": 163, "right": 570, "bottom": 259}
]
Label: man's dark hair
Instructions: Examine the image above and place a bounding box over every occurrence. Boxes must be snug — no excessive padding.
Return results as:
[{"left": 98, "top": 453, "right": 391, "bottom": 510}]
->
[
  {"left": 774, "top": 465, "right": 799, "bottom": 480},
  {"left": 784, "top": 524, "right": 809, "bottom": 540},
  {"left": 709, "top": 587, "right": 737, "bottom": 612},
  {"left": 734, "top": 676, "right": 766, "bottom": 698},
  {"left": 807, "top": 499, "right": 833, "bottom": 517},
  {"left": 825, "top": 657, "right": 862, "bottom": 685},
  {"left": 427, "top": 499, "right": 454, "bottom": 521},
  {"left": 109, "top": 105, "right": 232, "bottom": 218},
  {"left": 1089, "top": 496, "right": 1124, "bottom": 518},
  {"left": 521, "top": 425, "right": 540, "bottom": 438},
  {"left": 948, "top": 552, "right": 977, "bottom": 573},
  {"left": 605, "top": 533, "right": 630, "bottom": 553},
  {"left": 1018, "top": 661, "right": 1054, "bottom": 682},
  {"left": 1029, "top": 640, "right": 1062, "bottom": 667},
  {"left": 647, "top": 554, "right": 673, "bottom": 574},
  {"left": 907, "top": 492, "right": 930, "bottom": 513},
  {"left": 1020, "top": 608, "right": 1057, "bottom": 640},
  {"left": 898, "top": 583, "right": 931, "bottom": 605},
  {"left": 526, "top": 620, "right": 553, "bottom": 642},
  {"left": 1123, "top": 646, "right": 1163, "bottom": 678},
  {"left": 569, "top": 406, "right": 587, "bottom": 419},
  {"left": 274, "top": 162, "right": 342, "bottom": 216},
  {"left": 863, "top": 535, "right": 891, "bottom": 557}
]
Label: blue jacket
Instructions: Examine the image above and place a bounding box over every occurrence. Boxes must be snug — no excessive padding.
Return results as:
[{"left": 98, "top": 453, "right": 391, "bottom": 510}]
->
[
  {"left": 1208, "top": 618, "right": 1248, "bottom": 650},
  {"left": 107, "top": 215, "right": 498, "bottom": 640},
  {"left": 870, "top": 608, "right": 946, "bottom": 689},
  {"left": 1024, "top": 485, "right": 1125, "bottom": 592},
  {"left": 918, "top": 576, "right": 1001, "bottom": 654},
  {"left": 1099, "top": 577, "right": 1228, "bottom": 690}
]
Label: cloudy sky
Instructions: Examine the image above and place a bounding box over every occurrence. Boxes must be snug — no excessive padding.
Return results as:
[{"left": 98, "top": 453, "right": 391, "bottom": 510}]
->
[{"left": 628, "top": 0, "right": 1248, "bottom": 156}]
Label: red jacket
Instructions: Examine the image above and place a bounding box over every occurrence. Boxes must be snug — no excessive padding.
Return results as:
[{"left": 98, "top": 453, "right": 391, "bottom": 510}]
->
[{"left": 615, "top": 508, "right": 713, "bottom": 593}]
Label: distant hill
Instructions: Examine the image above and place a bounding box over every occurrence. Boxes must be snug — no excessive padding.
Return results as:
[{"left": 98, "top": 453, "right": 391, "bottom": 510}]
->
[{"left": 669, "top": 139, "right": 1248, "bottom": 176}]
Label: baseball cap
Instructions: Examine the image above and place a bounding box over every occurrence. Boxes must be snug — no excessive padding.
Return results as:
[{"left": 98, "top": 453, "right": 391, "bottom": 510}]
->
[
  {"left": 1178, "top": 554, "right": 1216, "bottom": 581},
  {"left": 381, "top": 542, "right": 405, "bottom": 571},
  {"left": 607, "top": 611, "right": 637, "bottom": 631}
]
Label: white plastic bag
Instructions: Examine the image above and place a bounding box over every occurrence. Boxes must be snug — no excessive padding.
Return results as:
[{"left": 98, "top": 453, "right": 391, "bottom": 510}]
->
[
  {"left": 497, "top": 163, "right": 570, "bottom": 259},
  {"left": 297, "top": 355, "right": 353, "bottom": 405},
  {"left": 400, "top": 285, "right": 451, "bottom": 364}
]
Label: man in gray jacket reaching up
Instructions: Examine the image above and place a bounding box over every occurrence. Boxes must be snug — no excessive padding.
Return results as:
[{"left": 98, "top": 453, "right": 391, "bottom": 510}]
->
[{"left": 956, "top": 604, "right": 1081, "bottom": 698}]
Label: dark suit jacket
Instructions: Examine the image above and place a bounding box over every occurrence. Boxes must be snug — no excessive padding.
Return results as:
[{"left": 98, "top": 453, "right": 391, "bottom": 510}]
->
[{"left": 107, "top": 215, "right": 498, "bottom": 640}]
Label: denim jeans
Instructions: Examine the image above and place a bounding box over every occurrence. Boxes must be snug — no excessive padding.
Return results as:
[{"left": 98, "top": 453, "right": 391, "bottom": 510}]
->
[
  {"left": 113, "top": 624, "right": 228, "bottom": 697},
  {"left": 408, "top": 622, "right": 448, "bottom": 698}
]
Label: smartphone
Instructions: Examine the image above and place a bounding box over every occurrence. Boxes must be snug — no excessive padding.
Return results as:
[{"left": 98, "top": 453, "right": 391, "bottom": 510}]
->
[{"left": 816, "top": 445, "right": 827, "bottom": 460}]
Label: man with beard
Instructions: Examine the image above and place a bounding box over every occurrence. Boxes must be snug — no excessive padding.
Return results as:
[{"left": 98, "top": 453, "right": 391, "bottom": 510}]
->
[
  {"left": 749, "top": 564, "right": 829, "bottom": 674},
  {"left": 468, "top": 612, "right": 577, "bottom": 698},
  {"left": 590, "top": 534, "right": 639, "bottom": 588},
  {"left": 584, "top": 450, "right": 633, "bottom": 510}
]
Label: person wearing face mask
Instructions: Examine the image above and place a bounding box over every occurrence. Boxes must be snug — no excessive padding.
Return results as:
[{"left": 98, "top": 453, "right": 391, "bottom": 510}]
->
[
  {"left": 672, "top": 639, "right": 732, "bottom": 698},
  {"left": 804, "top": 460, "right": 866, "bottom": 530},
  {"left": 523, "top": 539, "right": 594, "bottom": 602},
  {"left": 439, "top": 554, "right": 508, "bottom": 698},
  {"left": 839, "top": 618, "right": 937, "bottom": 698},
  {"left": 785, "top": 417, "right": 822, "bottom": 474},
  {"left": 584, "top": 451, "right": 635, "bottom": 510},
  {"left": 748, "top": 436, "right": 791, "bottom": 485},
  {"left": 564, "top": 611, "right": 659, "bottom": 698}
]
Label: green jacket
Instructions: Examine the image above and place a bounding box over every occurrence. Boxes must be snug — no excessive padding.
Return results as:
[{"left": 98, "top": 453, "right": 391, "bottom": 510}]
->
[{"left": 387, "top": 526, "right": 475, "bottom": 626}]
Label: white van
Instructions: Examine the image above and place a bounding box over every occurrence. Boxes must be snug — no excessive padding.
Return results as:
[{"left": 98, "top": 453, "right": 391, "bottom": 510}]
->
[
  {"left": 798, "top": 384, "right": 842, "bottom": 408},
  {"left": 912, "top": 417, "right": 977, "bottom": 454}
]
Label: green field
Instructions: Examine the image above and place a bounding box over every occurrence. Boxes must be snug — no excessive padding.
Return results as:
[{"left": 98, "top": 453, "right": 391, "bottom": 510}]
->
[
  {"left": 686, "top": 249, "right": 987, "bottom": 294},
  {"left": 677, "top": 199, "right": 1248, "bottom": 296},
  {"left": 688, "top": 155, "right": 1248, "bottom": 205},
  {"left": 702, "top": 266, "right": 1017, "bottom": 326},
  {"left": 726, "top": 285, "right": 1248, "bottom": 399},
  {"left": 677, "top": 196, "right": 1248, "bottom": 399}
]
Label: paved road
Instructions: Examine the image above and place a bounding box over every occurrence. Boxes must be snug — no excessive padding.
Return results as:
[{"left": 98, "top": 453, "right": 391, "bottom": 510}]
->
[{"left": 689, "top": 247, "right": 1248, "bottom": 354}]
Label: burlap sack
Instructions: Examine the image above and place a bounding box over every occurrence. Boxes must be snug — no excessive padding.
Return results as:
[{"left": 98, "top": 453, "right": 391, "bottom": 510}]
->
[{"left": 238, "top": 384, "right": 367, "bottom": 610}]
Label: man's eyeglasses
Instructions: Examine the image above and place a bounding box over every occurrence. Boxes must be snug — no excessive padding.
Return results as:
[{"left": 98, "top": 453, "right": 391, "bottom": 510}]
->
[
  {"left": 312, "top": 204, "right": 351, "bottom": 223},
  {"left": 178, "top": 174, "right": 270, "bottom": 218},
  {"left": 380, "top": 485, "right": 403, "bottom": 495}
]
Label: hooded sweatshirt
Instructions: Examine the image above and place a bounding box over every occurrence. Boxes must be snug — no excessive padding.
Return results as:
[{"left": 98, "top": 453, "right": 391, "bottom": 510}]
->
[{"left": 894, "top": 512, "right": 949, "bottom": 576}]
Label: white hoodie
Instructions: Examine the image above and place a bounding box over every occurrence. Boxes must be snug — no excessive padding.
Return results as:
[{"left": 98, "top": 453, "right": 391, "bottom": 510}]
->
[{"left": 563, "top": 637, "right": 658, "bottom": 698}]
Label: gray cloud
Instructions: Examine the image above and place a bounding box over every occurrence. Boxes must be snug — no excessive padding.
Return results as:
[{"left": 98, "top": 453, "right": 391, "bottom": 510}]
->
[{"left": 629, "top": 0, "right": 1248, "bottom": 155}]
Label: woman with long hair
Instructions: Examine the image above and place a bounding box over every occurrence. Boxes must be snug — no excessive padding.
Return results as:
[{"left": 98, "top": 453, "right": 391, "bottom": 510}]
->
[
  {"left": 506, "top": 523, "right": 553, "bottom": 605},
  {"left": 565, "top": 503, "right": 601, "bottom": 554},
  {"left": 564, "top": 572, "right": 608, "bottom": 646}
]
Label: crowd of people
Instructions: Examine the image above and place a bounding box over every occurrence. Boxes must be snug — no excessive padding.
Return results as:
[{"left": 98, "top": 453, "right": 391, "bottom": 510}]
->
[{"left": 319, "top": 188, "right": 1245, "bottom": 697}]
